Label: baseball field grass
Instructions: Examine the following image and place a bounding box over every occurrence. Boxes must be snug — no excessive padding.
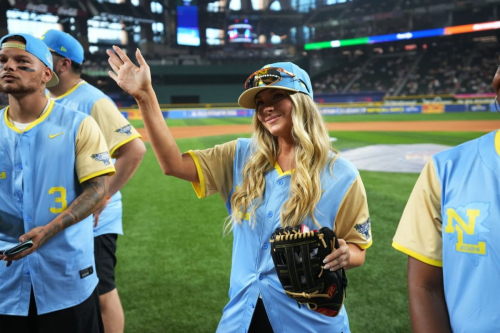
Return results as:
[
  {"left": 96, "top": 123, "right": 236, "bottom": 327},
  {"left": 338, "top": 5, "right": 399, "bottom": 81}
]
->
[
  {"left": 118, "top": 112, "right": 494, "bottom": 333},
  {"left": 128, "top": 110, "right": 499, "bottom": 128}
]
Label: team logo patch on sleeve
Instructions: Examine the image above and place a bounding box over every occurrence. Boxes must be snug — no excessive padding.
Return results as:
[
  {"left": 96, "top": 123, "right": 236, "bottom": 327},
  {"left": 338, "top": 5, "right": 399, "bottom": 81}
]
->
[
  {"left": 115, "top": 125, "right": 132, "bottom": 136},
  {"left": 91, "top": 152, "right": 111, "bottom": 165},
  {"left": 354, "top": 218, "right": 371, "bottom": 240}
]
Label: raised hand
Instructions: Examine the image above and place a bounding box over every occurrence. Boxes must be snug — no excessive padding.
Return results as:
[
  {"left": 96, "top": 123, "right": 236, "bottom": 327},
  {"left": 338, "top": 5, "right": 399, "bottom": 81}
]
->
[{"left": 107, "top": 46, "right": 152, "bottom": 101}]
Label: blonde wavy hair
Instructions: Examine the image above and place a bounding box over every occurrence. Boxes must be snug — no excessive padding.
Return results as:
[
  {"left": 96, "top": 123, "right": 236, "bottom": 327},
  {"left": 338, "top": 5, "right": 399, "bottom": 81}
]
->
[{"left": 226, "top": 91, "right": 338, "bottom": 233}]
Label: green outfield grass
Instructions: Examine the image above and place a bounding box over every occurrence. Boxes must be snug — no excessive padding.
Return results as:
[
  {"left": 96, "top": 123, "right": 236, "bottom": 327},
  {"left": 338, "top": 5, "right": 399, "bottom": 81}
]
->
[
  {"left": 128, "top": 111, "right": 499, "bottom": 128},
  {"left": 118, "top": 124, "right": 491, "bottom": 332}
]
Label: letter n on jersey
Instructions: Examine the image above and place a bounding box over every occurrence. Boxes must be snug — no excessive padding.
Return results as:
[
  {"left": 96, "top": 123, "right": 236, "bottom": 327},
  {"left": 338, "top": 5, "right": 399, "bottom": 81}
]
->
[{"left": 444, "top": 206, "right": 488, "bottom": 255}]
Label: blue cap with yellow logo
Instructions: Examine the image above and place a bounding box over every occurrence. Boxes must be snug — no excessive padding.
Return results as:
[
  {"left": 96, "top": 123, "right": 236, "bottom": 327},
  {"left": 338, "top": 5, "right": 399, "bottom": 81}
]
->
[
  {"left": 0, "top": 33, "right": 59, "bottom": 87},
  {"left": 40, "top": 29, "right": 84, "bottom": 65},
  {"left": 238, "top": 62, "right": 313, "bottom": 109}
]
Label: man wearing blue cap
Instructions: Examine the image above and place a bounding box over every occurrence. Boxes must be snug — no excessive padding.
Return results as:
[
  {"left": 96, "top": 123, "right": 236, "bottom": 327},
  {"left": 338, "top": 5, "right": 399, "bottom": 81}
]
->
[
  {"left": 0, "top": 33, "right": 115, "bottom": 332},
  {"left": 107, "top": 46, "right": 371, "bottom": 333},
  {"left": 41, "top": 29, "right": 145, "bottom": 333}
]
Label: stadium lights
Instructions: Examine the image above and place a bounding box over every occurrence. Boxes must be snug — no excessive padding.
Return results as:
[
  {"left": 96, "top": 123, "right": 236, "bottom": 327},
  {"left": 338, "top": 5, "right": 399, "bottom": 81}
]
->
[{"left": 305, "top": 20, "right": 500, "bottom": 50}]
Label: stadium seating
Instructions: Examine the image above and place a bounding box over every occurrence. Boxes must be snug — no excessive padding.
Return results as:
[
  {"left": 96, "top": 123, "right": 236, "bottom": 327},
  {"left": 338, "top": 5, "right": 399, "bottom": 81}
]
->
[
  {"left": 310, "top": 39, "right": 499, "bottom": 97},
  {"left": 1, "top": 0, "right": 498, "bottom": 106}
]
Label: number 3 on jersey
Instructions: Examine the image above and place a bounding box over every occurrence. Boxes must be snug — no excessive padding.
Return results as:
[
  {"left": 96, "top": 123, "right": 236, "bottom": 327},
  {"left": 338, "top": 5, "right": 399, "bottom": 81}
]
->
[{"left": 49, "top": 187, "right": 68, "bottom": 213}]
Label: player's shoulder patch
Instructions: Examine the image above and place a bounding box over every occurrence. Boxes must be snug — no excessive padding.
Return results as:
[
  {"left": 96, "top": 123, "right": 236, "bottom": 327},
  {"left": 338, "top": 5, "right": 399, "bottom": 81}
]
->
[
  {"left": 91, "top": 152, "right": 111, "bottom": 165},
  {"left": 115, "top": 124, "right": 132, "bottom": 136},
  {"left": 354, "top": 218, "right": 371, "bottom": 240}
]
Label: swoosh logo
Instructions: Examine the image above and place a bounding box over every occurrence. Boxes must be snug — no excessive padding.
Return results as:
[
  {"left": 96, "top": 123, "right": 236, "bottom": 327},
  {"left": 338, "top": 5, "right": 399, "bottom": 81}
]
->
[{"left": 49, "top": 132, "right": 64, "bottom": 139}]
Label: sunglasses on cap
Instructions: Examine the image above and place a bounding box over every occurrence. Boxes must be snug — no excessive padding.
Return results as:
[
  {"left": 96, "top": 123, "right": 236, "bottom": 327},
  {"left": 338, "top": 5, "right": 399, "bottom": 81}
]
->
[{"left": 244, "top": 67, "right": 296, "bottom": 90}]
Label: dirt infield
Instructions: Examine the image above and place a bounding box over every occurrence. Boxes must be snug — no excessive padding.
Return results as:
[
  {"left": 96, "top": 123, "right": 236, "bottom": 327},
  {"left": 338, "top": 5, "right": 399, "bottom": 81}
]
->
[{"left": 136, "top": 120, "right": 500, "bottom": 141}]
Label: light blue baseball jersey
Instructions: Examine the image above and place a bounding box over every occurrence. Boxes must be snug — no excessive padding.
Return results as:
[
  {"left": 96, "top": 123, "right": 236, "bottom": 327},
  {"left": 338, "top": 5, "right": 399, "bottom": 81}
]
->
[
  {"left": 0, "top": 100, "right": 115, "bottom": 315},
  {"left": 51, "top": 81, "right": 141, "bottom": 236},
  {"left": 393, "top": 130, "right": 500, "bottom": 332},
  {"left": 189, "top": 138, "right": 372, "bottom": 333}
]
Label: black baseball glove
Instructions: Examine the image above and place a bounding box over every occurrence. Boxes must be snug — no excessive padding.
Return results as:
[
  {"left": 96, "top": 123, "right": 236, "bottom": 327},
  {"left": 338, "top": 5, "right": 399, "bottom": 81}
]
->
[{"left": 270, "top": 226, "right": 347, "bottom": 317}]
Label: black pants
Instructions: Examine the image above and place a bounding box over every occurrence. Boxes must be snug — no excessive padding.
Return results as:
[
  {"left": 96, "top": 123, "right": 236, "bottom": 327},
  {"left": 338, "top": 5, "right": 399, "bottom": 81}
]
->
[
  {"left": 249, "top": 298, "right": 274, "bottom": 333},
  {"left": 0, "top": 287, "right": 104, "bottom": 333},
  {"left": 94, "top": 233, "right": 119, "bottom": 295}
]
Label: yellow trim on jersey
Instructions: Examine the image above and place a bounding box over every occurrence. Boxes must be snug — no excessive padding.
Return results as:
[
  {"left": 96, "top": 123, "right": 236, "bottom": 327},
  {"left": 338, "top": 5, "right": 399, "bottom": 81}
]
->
[
  {"left": 3, "top": 106, "right": 20, "bottom": 133},
  {"left": 274, "top": 162, "right": 293, "bottom": 176},
  {"left": 4, "top": 99, "right": 55, "bottom": 134},
  {"left": 79, "top": 167, "right": 115, "bottom": 184},
  {"left": 392, "top": 241, "right": 443, "bottom": 267},
  {"left": 495, "top": 130, "right": 500, "bottom": 157},
  {"left": 26, "top": 99, "right": 54, "bottom": 132},
  {"left": 51, "top": 81, "right": 87, "bottom": 100},
  {"left": 356, "top": 239, "right": 373, "bottom": 250},
  {"left": 239, "top": 211, "right": 251, "bottom": 220},
  {"left": 108, "top": 133, "right": 142, "bottom": 158},
  {"left": 187, "top": 150, "right": 206, "bottom": 198}
]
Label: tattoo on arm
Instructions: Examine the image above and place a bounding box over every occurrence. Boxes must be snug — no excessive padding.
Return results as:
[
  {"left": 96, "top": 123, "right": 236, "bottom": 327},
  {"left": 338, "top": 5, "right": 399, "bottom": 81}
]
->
[
  {"left": 64, "top": 175, "right": 108, "bottom": 227},
  {"left": 39, "top": 175, "right": 109, "bottom": 246}
]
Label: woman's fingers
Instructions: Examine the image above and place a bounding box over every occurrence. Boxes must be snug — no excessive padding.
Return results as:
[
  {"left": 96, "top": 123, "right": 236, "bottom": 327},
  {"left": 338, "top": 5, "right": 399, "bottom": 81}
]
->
[
  {"left": 108, "top": 70, "right": 118, "bottom": 82},
  {"left": 106, "top": 49, "right": 124, "bottom": 69},
  {"left": 107, "top": 57, "right": 121, "bottom": 75},
  {"left": 324, "top": 255, "right": 346, "bottom": 270},
  {"left": 135, "top": 48, "right": 148, "bottom": 68},
  {"left": 323, "top": 239, "right": 350, "bottom": 271},
  {"left": 113, "top": 45, "right": 132, "bottom": 64}
]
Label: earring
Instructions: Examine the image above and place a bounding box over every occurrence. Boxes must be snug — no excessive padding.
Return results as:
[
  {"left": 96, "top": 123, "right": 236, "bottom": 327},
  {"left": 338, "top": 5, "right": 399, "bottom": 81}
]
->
[{"left": 496, "top": 95, "right": 500, "bottom": 113}]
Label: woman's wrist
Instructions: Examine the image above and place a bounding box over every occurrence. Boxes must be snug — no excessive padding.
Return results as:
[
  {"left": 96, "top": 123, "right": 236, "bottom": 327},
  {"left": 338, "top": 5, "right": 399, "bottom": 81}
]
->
[{"left": 135, "top": 86, "right": 156, "bottom": 105}]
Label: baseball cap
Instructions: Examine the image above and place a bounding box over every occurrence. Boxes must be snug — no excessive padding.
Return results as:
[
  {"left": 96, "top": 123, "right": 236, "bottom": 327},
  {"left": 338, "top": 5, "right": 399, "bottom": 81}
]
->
[
  {"left": 238, "top": 62, "right": 313, "bottom": 109},
  {"left": 0, "top": 33, "right": 59, "bottom": 88},
  {"left": 40, "top": 29, "right": 84, "bottom": 65}
]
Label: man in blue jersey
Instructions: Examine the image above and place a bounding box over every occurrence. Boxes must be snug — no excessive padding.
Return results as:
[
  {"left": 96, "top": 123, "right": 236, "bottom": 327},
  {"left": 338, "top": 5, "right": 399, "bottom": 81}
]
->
[
  {"left": 41, "top": 29, "right": 146, "bottom": 333},
  {"left": 392, "top": 69, "right": 500, "bottom": 332},
  {"left": 0, "top": 33, "right": 115, "bottom": 332}
]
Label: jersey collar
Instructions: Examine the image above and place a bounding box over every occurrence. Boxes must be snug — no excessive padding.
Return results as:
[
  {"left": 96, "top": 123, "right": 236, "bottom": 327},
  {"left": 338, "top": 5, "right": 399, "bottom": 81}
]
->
[
  {"left": 4, "top": 99, "right": 55, "bottom": 134},
  {"left": 274, "top": 161, "right": 293, "bottom": 176},
  {"left": 51, "top": 80, "right": 86, "bottom": 100},
  {"left": 495, "top": 130, "right": 500, "bottom": 157}
]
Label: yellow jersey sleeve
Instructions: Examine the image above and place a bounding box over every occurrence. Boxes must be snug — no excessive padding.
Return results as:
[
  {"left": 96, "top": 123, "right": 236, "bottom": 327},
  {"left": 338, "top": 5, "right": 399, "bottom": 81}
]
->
[
  {"left": 75, "top": 116, "right": 116, "bottom": 183},
  {"left": 187, "top": 140, "right": 237, "bottom": 202},
  {"left": 90, "top": 98, "right": 141, "bottom": 158},
  {"left": 334, "top": 175, "right": 372, "bottom": 249},
  {"left": 392, "top": 159, "right": 443, "bottom": 267}
]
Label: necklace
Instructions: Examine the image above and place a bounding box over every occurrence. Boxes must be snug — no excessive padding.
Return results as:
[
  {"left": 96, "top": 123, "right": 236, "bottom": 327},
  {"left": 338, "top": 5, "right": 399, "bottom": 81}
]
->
[
  {"left": 8, "top": 98, "right": 49, "bottom": 124},
  {"left": 61, "top": 79, "right": 81, "bottom": 96}
]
